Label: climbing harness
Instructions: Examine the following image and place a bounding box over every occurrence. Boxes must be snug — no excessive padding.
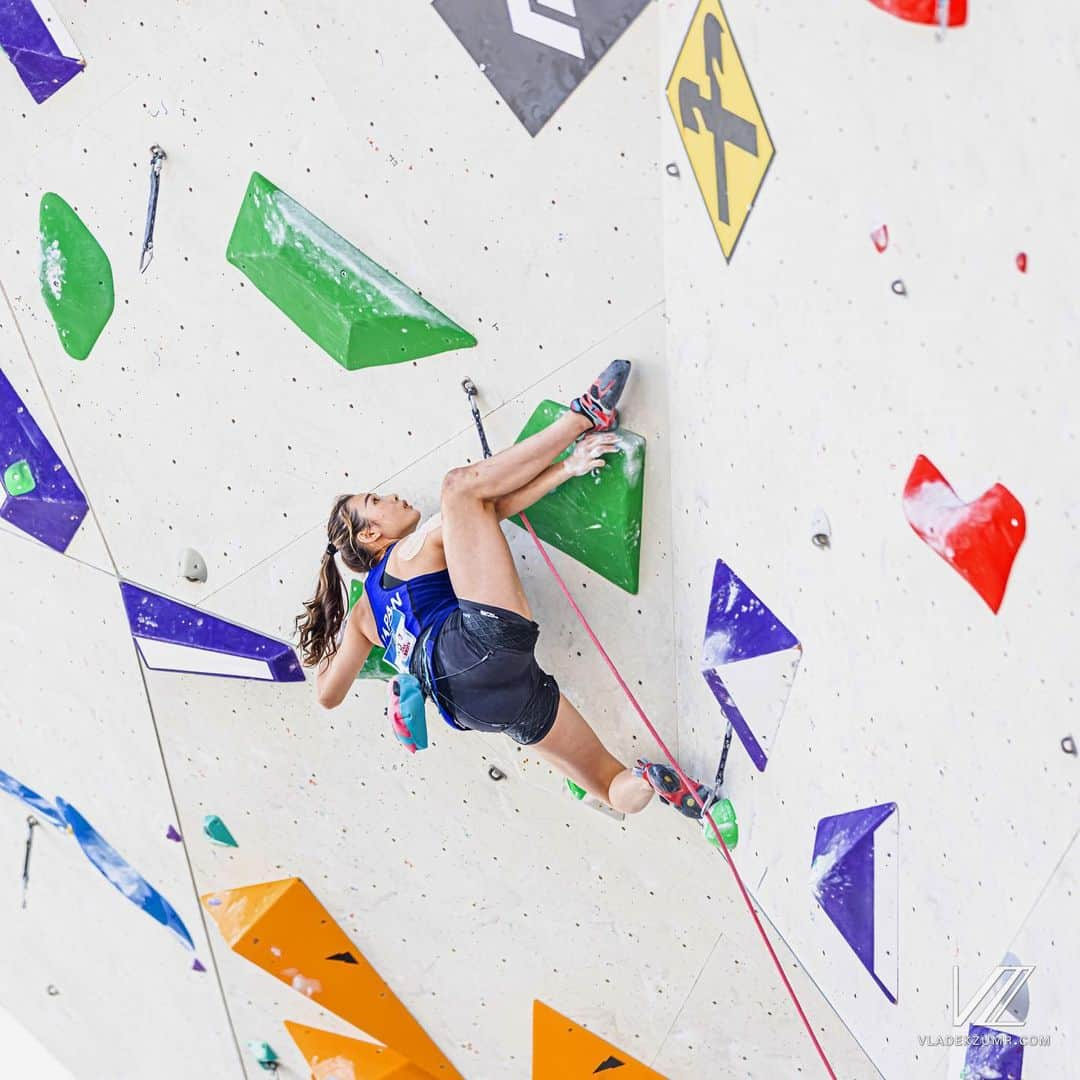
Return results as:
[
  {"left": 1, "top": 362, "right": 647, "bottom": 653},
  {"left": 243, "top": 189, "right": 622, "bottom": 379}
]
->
[
  {"left": 139, "top": 145, "right": 167, "bottom": 273},
  {"left": 460, "top": 379, "right": 838, "bottom": 1079},
  {"left": 414, "top": 622, "right": 494, "bottom": 732}
]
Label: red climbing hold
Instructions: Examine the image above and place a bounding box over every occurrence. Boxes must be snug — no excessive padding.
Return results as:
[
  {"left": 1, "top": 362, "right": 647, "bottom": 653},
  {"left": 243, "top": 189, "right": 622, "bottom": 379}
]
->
[
  {"left": 867, "top": 0, "right": 968, "bottom": 26},
  {"left": 902, "top": 455, "right": 1025, "bottom": 613},
  {"left": 1016, "top": 252, "right": 1028, "bottom": 273},
  {"left": 871, "top": 225, "right": 889, "bottom": 253}
]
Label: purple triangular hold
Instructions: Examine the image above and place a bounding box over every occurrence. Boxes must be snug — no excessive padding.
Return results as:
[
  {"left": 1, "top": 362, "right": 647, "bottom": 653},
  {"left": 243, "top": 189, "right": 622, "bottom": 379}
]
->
[
  {"left": 165, "top": 825, "right": 182, "bottom": 842},
  {"left": 0, "top": 1, "right": 84, "bottom": 104},
  {"left": 812, "top": 802, "right": 898, "bottom": 1003},
  {"left": 0, "top": 365, "right": 88, "bottom": 551},
  {"left": 703, "top": 559, "right": 800, "bottom": 663},
  {"left": 963, "top": 1026, "right": 1024, "bottom": 1079},
  {"left": 119, "top": 581, "right": 304, "bottom": 682},
  {"left": 192, "top": 958, "right": 207, "bottom": 973},
  {"left": 701, "top": 559, "right": 801, "bottom": 771}
]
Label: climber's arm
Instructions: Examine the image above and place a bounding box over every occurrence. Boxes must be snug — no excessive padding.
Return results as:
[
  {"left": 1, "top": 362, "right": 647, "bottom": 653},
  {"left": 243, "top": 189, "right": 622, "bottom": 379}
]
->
[
  {"left": 316, "top": 598, "right": 377, "bottom": 709},
  {"left": 494, "top": 433, "right": 619, "bottom": 521}
]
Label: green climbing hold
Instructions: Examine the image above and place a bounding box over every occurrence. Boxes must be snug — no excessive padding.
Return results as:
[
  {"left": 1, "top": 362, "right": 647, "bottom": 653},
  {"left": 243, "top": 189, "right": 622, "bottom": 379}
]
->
[
  {"left": 703, "top": 798, "right": 738, "bottom": 851},
  {"left": 3, "top": 460, "right": 36, "bottom": 497},
  {"left": 246, "top": 1041, "right": 279, "bottom": 1071},
  {"left": 566, "top": 778, "right": 587, "bottom": 800},
  {"left": 202, "top": 814, "right": 238, "bottom": 848},
  {"left": 226, "top": 172, "right": 477, "bottom": 371},
  {"left": 38, "top": 193, "right": 115, "bottom": 361},
  {"left": 511, "top": 401, "right": 645, "bottom": 594},
  {"left": 348, "top": 579, "right": 396, "bottom": 681}
]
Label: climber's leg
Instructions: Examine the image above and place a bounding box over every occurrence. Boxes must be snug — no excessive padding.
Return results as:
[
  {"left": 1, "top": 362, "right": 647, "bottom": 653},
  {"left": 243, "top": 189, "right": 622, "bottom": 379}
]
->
[{"left": 532, "top": 694, "right": 654, "bottom": 814}]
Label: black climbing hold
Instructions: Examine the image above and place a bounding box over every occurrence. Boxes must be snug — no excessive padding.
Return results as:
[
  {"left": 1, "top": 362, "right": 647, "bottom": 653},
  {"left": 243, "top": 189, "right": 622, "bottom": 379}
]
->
[
  {"left": 46, "top": 985, "right": 60, "bottom": 996},
  {"left": 665, "top": 162, "right": 680, "bottom": 178},
  {"left": 488, "top": 765, "right": 506, "bottom": 781},
  {"left": 1062, "top": 735, "right": 1077, "bottom": 757},
  {"left": 327, "top": 951, "right": 359, "bottom": 964},
  {"left": 594, "top": 1056, "right": 626, "bottom": 1073},
  {"left": 891, "top": 278, "right": 908, "bottom": 297}
]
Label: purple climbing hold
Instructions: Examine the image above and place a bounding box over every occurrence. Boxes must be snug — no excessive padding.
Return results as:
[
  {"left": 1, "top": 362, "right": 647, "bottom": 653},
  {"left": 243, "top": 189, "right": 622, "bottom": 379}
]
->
[
  {"left": 812, "top": 802, "right": 899, "bottom": 1003},
  {"left": 119, "top": 581, "right": 304, "bottom": 682},
  {"left": 963, "top": 1026, "right": 1024, "bottom": 1079},
  {"left": 0, "top": 365, "right": 88, "bottom": 552},
  {"left": 0, "top": 0, "right": 85, "bottom": 104},
  {"left": 192, "top": 958, "right": 206, "bottom": 973},
  {"left": 701, "top": 559, "right": 802, "bottom": 771},
  {"left": 165, "top": 825, "right": 182, "bottom": 842}
]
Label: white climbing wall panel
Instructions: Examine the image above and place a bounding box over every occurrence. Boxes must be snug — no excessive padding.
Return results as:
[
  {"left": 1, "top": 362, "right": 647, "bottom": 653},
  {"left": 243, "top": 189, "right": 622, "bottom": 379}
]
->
[{"left": 662, "top": 1, "right": 1079, "bottom": 1077}]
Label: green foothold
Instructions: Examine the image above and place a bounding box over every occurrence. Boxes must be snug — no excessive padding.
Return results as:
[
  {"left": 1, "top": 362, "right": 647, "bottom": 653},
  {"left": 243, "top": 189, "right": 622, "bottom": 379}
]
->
[
  {"left": 202, "top": 815, "right": 238, "bottom": 848},
  {"left": 512, "top": 401, "right": 645, "bottom": 594},
  {"left": 348, "top": 579, "right": 397, "bottom": 681},
  {"left": 39, "top": 193, "right": 115, "bottom": 361},
  {"left": 566, "top": 778, "right": 587, "bottom": 800},
  {"left": 3, "top": 460, "right": 36, "bottom": 497},
  {"left": 226, "top": 172, "right": 477, "bottom": 370},
  {"left": 703, "top": 798, "right": 738, "bottom": 851},
  {"left": 246, "top": 1041, "right": 279, "bottom": 1071}
]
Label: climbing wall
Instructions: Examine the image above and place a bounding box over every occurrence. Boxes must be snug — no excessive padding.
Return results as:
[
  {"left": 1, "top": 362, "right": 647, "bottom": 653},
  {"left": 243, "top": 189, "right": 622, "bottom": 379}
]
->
[
  {"left": 0, "top": 1, "right": 1075, "bottom": 1079},
  {"left": 662, "top": 1, "right": 1078, "bottom": 1077}
]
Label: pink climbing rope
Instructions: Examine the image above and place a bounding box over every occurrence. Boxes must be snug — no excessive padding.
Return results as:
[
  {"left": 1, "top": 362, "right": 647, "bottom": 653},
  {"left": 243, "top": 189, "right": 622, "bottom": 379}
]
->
[{"left": 517, "top": 511, "right": 838, "bottom": 1080}]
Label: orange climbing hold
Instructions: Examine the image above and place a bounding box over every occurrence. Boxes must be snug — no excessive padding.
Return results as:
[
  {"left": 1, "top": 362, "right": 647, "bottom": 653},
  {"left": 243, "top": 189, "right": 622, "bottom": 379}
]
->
[
  {"left": 201, "top": 878, "right": 460, "bottom": 1079},
  {"left": 532, "top": 1001, "right": 667, "bottom": 1079},
  {"left": 285, "top": 1021, "right": 432, "bottom": 1080}
]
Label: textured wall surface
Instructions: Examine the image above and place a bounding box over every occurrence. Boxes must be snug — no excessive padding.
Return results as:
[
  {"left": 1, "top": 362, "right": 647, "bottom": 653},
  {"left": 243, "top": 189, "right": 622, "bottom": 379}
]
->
[{"left": 0, "top": 1, "right": 1075, "bottom": 1078}]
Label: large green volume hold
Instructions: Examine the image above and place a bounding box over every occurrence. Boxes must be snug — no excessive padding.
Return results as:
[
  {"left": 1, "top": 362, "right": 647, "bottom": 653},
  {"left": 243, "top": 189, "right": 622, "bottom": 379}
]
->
[
  {"left": 226, "top": 172, "right": 476, "bottom": 370},
  {"left": 39, "top": 194, "right": 114, "bottom": 361},
  {"left": 511, "top": 400, "right": 645, "bottom": 594},
  {"left": 348, "top": 579, "right": 396, "bottom": 681}
]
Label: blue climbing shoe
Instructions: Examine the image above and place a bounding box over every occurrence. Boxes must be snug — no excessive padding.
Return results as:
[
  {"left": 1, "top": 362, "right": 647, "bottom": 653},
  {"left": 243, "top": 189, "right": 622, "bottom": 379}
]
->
[
  {"left": 634, "top": 759, "right": 711, "bottom": 820},
  {"left": 570, "top": 358, "right": 631, "bottom": 432}
]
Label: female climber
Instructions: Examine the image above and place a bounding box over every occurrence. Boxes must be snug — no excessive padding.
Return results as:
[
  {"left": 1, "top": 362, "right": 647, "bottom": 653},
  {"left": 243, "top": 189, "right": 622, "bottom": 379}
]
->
[{"left": 296, "top": 360, "right": 709, "bottom": 817}]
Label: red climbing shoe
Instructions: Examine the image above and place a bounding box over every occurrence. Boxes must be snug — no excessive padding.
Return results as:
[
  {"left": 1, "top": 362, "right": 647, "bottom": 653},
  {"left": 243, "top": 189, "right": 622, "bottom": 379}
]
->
[
  {"left": 634, "top": 759, "right": 711, "bottom": 819},
  {"left": 570, "top": 358, "right": 631, "bottom": 432}
]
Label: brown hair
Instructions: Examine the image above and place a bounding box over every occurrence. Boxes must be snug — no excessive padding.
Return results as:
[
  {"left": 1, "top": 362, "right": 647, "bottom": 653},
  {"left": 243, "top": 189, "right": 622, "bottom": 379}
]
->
[{"left": 295, "top": 494, "right": 382, "bottom": 667}]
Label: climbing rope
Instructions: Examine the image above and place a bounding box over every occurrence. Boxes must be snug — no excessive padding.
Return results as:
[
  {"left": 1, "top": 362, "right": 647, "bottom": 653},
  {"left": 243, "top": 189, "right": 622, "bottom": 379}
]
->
[{"left": 462, "top": 381, "right": 837, "bottom": 1079}]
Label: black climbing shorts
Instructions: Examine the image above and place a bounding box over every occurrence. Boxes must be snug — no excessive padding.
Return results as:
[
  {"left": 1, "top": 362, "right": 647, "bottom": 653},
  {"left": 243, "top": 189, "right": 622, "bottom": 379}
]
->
[{"left": 427, "top": 599, "right": 561, "bottom": 745}]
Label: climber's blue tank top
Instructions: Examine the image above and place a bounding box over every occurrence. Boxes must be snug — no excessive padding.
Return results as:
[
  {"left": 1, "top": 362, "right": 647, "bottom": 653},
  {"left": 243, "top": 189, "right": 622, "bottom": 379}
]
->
[{"left": 363, "top": 544, "right": 460, "bottom": 727}]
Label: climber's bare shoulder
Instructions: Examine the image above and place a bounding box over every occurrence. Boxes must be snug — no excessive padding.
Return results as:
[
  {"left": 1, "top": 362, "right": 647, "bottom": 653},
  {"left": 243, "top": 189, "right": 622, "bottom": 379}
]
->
[{"left": 389, "top": 514, "right": 447, "bottom": 578}]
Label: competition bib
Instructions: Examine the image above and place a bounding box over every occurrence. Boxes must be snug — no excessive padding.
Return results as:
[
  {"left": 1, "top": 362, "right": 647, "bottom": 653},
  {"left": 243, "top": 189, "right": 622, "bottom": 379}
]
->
[{"left": 384, "top": 607, "right": 417, "bottom": 674}]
